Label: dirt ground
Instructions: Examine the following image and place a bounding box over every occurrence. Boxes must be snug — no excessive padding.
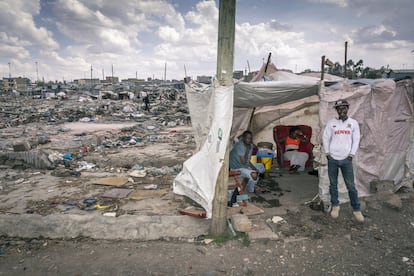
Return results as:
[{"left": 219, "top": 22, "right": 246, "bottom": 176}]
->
[
  {"left": 1, "top": 96, "right": 413, "bottom": 275},
  {"left": 1, "top": 190, "right": 413, "bottom": 276}
]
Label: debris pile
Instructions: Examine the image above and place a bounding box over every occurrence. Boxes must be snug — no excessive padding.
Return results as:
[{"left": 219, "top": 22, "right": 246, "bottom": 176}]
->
[{"left": 0, "top": 87, "right": 194, "bottom": 217}]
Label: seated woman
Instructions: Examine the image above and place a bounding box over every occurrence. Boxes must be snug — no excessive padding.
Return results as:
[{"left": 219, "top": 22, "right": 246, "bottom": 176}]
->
[
  {"left": 280, "top": 126, "right": 310, "bottom": 173},
  {"left": 229, "top": 130, "right": 265, "bottom": 193}
]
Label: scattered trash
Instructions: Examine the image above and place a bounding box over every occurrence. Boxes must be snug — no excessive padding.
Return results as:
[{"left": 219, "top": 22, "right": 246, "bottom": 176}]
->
[
  {"left": 271, "top": 216, "right": 285, "bottom": 224},
  {"left": 103, "top": 212, "right": 117, "bottom": 217},
  {"left": 79, "top": 117, "right": 92, "bottom": 122},
  {"left": 83, "top": 197, "right": 97, "bottom": 206},
  {"left": 14, "top": 178, "right": 25, "bottom": 184},
  {"left": 76, "top": 161, "right": 96, "bottom": 171},
  {"left": 144, "top": 184, "right": 158, "bottom": 190},
  {"left": 63, "top": 153, "right": 73, "bottom": 160},
  {"left": 128, "top": 170, "right": 147, "bottom": 178}
]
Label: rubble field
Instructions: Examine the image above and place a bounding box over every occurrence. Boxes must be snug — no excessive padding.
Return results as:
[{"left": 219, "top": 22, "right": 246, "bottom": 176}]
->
[{"left": 0, "top": 89, "right": 194, "bottom": 218}]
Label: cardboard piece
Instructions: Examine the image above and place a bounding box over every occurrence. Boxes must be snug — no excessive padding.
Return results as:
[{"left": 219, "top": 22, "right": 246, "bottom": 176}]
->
[
  {"left": 94, "top": 177, "right": 129, "bottom": 187},
  {"left": 128, "top": 189, "right": 168, "bottom": 200},
  {"left": 101, "top": 188, "right": 133, "bottom": 198},
  {"left": 227, "top": 203, "right": 264, "bottom": 217}
]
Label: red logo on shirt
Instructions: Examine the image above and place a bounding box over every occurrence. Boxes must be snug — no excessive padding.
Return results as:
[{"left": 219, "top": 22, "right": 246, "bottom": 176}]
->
[{"left": 334, "top": 130, "right": 351, "bottom": 135}]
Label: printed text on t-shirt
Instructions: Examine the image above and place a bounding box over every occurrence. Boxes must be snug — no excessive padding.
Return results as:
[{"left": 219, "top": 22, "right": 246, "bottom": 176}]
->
[{"left": 334, "top": 130, "right": 350, "bottom": 135}]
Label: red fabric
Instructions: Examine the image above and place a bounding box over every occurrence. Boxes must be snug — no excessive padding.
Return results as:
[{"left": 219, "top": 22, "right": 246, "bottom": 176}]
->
[
  {"left": 285, "top": 136, "right": 300, "bottom": 146},
  {"left": 273, "top": 125, "right": 313, "bottom": 168}
]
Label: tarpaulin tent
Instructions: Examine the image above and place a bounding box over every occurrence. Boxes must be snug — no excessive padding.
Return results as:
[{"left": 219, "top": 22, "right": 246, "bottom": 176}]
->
[
  {"left": 174, "top": 67, "right": 414, "bottom": 218},
  {"left": 173, "top": 70, "right": 320, "bottom": 218}
]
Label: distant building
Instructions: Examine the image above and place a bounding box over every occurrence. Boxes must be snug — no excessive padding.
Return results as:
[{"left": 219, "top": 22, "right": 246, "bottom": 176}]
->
[
  {"left": 197, "top": 75, "right": 212, "bottom": 84},
  {"left": 159, "top": 81, "right": 185, "bottom": 90},
  {"left": 233, "top": 70, "right": 244, "bottom": 80},
  {"left": 121, "top": 78, "right": 146, "bottom": 88},
  {"left": 75, "top": 78, "right": 100, "bottom": 86},
  {"left": 105, "top": 76, "right": 119, "bottom": 84},
  {"left": 386, "top": 69, "right": 414, "bottom": 80},
  {"left": 2, "top": 77, "right": 30, "bottom": 92}
]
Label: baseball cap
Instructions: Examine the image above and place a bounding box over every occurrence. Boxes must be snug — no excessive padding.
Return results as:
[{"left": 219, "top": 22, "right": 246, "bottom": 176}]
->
[{"left": 334, "top": 99, "right": 349, "bottom": 108}]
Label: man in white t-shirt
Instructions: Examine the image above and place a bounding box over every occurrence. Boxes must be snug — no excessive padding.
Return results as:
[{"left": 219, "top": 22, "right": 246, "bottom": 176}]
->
[
  {"left": 140, "top": 90, "right": 150, "bottom": 111},
  {"left": 322, "top": 99, "right": 364, "bottom": 222}
]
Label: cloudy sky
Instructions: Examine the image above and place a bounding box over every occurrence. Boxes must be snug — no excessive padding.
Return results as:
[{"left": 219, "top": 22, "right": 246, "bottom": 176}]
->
[{"left": 1, "top": 0, "right": 413, "bottom": 82}]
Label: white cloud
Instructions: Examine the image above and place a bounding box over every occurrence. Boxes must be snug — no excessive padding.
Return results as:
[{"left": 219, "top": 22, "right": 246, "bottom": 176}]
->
[
  {"left": 1, "top": 0, "right": 413, "bottom": 81},
  {"left": 0, "top": 0, "right": 58, "bottom": 50},
  {"left": 157, "top": 26, "right": 181, "bottom": 42},
  {"left": 0, "top": 44, "right": 30, "bottom": 60},
  {"left": 353, "top": 24, "right": 397, "bottom": 44},
  {"left": 307, "top": 0, "right": 348, "bottom": 8}
]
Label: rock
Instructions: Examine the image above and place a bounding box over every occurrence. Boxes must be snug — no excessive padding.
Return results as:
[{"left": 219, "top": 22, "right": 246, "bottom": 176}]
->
[
  {"left": 231, "top": 214, "right": 252, "bottom": 232},
  {"left": 370, "top": 180, "right": 394, "bottom": 194},
  {"left": 384, "top": 194, "right": 403, "bottom": 210}
]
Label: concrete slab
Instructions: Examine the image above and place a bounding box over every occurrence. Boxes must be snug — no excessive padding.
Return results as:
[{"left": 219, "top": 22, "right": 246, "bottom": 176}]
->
[
  {"left": 248, "top": 220, "right": 279, "bottom": 241},
  {"left": 0, "top": 214, "right": 209, "bottom": 240}
]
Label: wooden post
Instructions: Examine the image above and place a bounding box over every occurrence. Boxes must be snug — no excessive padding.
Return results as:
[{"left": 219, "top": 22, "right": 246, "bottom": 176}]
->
[
  {"left": 216, "top": 0, "right": 236, "bottom": 86},
  {"left": 210, "top": 0, "right": 236, "bottom": 236}
]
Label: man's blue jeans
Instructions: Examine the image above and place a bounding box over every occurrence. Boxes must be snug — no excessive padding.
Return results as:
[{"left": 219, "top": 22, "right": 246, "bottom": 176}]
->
[{"left": 328, "top": 158, "right": 360, "bottom": 211}]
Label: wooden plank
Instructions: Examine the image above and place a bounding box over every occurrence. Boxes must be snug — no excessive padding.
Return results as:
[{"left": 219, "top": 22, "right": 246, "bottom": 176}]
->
[{"left": 227, "top": 203, "right": 264, "bottom": 217}]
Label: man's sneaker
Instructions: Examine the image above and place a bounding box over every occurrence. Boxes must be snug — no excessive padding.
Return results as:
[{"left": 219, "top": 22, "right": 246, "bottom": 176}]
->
[
  {"left": 353, "top": 211, "right": 364, "bottom": 222},
  {"left": 330, "top": 206, "right": 340, "bottom": 219}
]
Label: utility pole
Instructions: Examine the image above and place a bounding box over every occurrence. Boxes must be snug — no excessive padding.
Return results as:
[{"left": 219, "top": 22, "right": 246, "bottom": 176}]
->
[
  {"left": 321, "top": 55, "right": 325, "bottom": 81},
  {"left": 8, "top": 62, "right": 11, "bottom": 78},
  {"left": 344, "top": 41, "right": 348, "bottom": 78},
  {"left": 90, "top": 65, "right": 93, "bottom": 91},
  {"left": 247, "top": 60, "right": 251, "bottom": 74},
  {"left": 184, "top": 65, "right": 187, "bottom": 78},
  {"left": 210, "top": 0, "right": 236, "bottom": 236},
  {"left": 35, "top": 61, "right": 39, "bottom": 83},
  {"left": 111, "top": 64, "right": 114, "bottom": 87},
  {"left": 164, "top": 62, "right": 167, "bottom": 82}
]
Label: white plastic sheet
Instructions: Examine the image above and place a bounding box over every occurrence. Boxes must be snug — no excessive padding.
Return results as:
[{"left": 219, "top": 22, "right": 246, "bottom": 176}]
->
[{"left": 173, "top": 84, "right": 234, "bottom": 218}]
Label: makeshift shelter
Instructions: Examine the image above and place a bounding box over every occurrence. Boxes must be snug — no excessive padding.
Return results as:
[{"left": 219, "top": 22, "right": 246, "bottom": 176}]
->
[{"left": 174, "top": 66, "right": 414, "bottom": 218}]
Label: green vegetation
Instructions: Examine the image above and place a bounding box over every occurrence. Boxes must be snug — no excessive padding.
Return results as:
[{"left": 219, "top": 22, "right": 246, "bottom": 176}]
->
[
  {"left": 327, "top": 59, "right": 386, "bottom": 79},
  {"left": 207, "top": 231, "right": 250, "bottom": 246}
]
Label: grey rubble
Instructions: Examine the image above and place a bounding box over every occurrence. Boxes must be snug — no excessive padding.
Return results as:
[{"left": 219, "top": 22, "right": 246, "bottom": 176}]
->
[{"left": 0, "top": 88, "right": 210, "bottom": 241}]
